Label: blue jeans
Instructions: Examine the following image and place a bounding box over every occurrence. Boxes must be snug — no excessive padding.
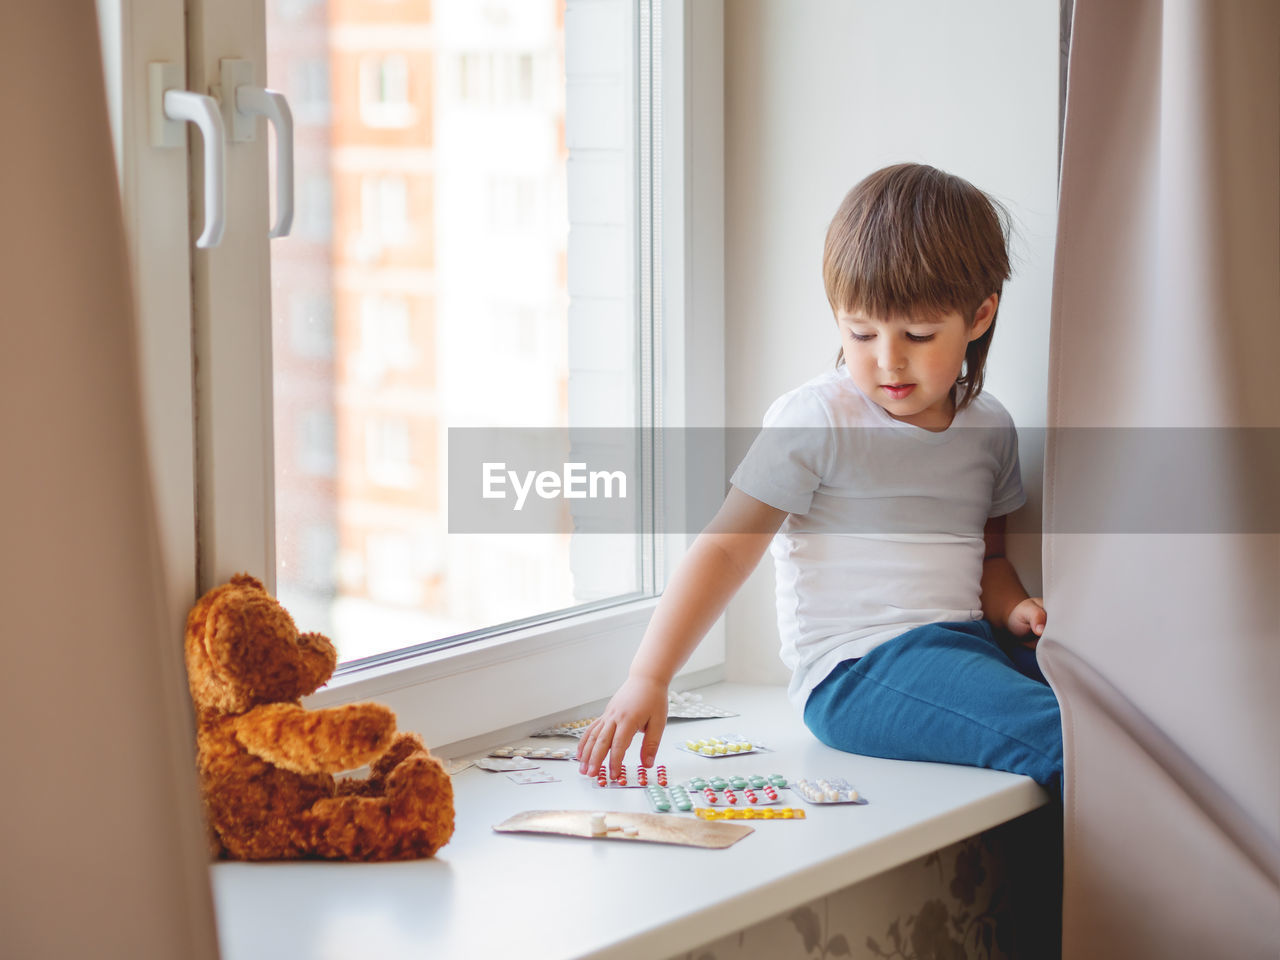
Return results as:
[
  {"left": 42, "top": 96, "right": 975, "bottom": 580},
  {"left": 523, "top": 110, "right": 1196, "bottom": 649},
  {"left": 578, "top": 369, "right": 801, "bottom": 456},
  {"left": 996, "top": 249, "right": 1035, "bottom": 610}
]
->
[{"left": 803, "top": 620, "right": 1064, "bottom": 791}]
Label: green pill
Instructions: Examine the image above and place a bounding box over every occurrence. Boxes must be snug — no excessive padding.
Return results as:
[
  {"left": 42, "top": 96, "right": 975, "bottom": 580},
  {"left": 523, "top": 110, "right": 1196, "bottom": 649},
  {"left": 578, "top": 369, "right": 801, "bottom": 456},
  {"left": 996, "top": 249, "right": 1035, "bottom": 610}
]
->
[
  {"left": 709, "top": 777, "right": 728, "bottom": 791},
  {"left": 769, "top": 774, "right": 788, "bottom": 787},
  {"left": 689, "top": 778, "right": 707, "bottom": 790},
  {"left": 675, "top": 799, "right": 693, "bottom": 811},
  {"left": 729, "top": 776, "right": 748, "bottom": 790},
  {"left": 749, "top": 775, "right": 766, "bottom": 788},
  {"left": 655, "top": 800, "right": 671, "bottom": 812}
]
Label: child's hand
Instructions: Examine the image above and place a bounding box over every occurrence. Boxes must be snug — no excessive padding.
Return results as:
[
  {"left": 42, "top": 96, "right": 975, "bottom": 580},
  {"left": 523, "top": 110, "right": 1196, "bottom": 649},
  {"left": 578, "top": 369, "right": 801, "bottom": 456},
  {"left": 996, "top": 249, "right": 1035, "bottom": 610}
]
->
[
  {"left": 576, "top": 674, "right": 669, "bottom": 779},
  {"left": 1008, "top": 597, "right": 1047, "bottom": 646}
]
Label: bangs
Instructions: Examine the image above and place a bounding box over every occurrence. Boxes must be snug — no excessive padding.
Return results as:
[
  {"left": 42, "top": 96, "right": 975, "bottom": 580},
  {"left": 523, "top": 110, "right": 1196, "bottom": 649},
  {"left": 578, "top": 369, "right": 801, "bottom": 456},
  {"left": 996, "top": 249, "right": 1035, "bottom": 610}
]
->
[{"left": 823, "top": 164, "right": 1011, "bottom": 320}]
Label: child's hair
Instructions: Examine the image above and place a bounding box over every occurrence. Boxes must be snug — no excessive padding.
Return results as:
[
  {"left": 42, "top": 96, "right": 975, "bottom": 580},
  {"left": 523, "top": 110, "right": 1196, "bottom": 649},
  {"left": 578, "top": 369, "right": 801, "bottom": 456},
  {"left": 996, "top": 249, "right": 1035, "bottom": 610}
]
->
[{"left": 823, "top": 163, "right": 1012, "bottom": 411}]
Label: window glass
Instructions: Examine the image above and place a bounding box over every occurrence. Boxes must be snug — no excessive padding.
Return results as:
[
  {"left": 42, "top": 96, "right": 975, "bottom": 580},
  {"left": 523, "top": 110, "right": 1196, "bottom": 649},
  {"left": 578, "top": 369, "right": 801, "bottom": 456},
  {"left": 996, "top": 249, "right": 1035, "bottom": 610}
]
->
[{"left": 267, "top": 0, "right": 644, "bottom": 664}]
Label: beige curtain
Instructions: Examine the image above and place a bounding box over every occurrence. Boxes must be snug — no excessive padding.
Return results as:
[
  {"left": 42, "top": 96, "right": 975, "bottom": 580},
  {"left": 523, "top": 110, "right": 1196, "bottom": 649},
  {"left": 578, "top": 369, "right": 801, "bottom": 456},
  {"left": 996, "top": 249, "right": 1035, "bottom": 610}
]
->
[
  {"left": 1040, "top": 1, "right": 1280, "bottom": 957},
  {"left": 0, "top": 5, "right": 218, "bottom": 958}
]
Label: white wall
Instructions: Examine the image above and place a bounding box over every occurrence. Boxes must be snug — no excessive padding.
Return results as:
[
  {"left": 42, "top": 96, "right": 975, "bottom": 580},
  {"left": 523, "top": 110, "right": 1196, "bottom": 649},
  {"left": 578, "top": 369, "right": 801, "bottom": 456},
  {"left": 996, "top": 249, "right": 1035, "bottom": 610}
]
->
[{"left": 722, "top": 0, "right": 1060, "bottom": 683}]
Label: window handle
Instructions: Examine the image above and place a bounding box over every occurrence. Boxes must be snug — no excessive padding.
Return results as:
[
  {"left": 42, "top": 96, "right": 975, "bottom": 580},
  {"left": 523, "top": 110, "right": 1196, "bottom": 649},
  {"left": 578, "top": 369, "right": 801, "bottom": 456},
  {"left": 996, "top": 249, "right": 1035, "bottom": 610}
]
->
[
  {"left": 234, "top": 87, "right": 294, "bottom": 238},
  {"left": 149, "top": 63, "right": 226, "bottom": 249},
  {"left": 221, "top": 59, "right": 294, "bottom": 239}
]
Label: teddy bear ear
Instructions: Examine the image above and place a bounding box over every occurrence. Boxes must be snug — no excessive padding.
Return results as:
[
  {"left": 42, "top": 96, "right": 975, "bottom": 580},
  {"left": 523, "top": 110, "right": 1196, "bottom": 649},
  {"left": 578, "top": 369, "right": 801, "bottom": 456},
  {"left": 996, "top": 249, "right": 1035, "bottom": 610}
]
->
[{"left": 229, "top": 572, "right": 266, "bottom": 591}]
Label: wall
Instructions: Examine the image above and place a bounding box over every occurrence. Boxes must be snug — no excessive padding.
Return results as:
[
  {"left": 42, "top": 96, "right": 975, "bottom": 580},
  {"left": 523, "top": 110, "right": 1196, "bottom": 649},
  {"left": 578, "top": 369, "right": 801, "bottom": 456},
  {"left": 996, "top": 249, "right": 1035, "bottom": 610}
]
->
[
  {"left": 722, "top": 0, "right": 1060, "bottom": 683},
  {"left": 672, "top": 807, "right": 1061, "bottom": 960}
]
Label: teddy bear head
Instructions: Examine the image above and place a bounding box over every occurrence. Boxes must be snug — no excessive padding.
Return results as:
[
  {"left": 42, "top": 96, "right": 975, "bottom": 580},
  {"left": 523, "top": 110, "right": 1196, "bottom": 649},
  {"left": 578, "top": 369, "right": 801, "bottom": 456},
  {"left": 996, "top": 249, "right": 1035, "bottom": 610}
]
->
[{"left": 185, "top": 573, "right": 338, "bottom": 715}]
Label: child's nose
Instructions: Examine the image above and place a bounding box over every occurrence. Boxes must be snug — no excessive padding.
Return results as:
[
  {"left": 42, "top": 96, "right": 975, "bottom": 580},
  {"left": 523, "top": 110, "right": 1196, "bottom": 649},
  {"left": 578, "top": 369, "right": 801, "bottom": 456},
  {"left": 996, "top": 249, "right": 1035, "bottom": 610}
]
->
[{"left": 877, "top": 341, "right": 906, "bottom": 372}]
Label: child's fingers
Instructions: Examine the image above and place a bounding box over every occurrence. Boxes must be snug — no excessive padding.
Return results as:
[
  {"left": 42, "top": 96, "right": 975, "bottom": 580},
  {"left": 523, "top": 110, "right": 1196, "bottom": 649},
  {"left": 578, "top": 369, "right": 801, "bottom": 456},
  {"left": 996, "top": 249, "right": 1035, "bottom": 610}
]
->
[
  {"left": 640, "top": 715, "right": 666, "bottom": 768},
  {"left": 575, "top": 717, "right": 601, "bottom": 768},
  {"left": 583, "top": 716, "right": 616, "bottom": 778},
  {"left": 607, "top": 721, "right": 635, "bottom": 780}
]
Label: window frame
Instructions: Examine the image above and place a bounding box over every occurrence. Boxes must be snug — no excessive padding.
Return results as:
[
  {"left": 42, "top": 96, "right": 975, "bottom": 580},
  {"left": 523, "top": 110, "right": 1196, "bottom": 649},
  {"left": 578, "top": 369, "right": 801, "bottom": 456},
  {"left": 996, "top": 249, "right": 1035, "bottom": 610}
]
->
[{"left": 111, "top": 0, "right": 725, "bottom": 748}]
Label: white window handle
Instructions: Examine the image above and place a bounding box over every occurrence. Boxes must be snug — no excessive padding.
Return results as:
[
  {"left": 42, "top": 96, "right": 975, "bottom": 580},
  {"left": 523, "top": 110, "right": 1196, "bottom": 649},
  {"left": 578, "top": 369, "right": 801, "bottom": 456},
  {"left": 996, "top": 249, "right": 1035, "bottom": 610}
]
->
[
  {"left": 220, "top": 59, "right": 294, "bottom": 239},
  {"left": 149, "top": 63, "right": 226, "bottom": 249},
  {"left": 234, "top": 87, "right": 294, "bottom": 238}
]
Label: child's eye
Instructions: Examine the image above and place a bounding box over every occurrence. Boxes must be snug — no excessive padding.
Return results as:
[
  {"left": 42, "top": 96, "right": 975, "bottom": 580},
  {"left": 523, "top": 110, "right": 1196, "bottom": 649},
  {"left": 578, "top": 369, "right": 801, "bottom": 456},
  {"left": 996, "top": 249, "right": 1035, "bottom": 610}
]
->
[
  {"left": 849, "top": 332, "right": 874, "bottom": 342},
  {"left": 906, "top": 333, "right": 935, "bottom": 343}
]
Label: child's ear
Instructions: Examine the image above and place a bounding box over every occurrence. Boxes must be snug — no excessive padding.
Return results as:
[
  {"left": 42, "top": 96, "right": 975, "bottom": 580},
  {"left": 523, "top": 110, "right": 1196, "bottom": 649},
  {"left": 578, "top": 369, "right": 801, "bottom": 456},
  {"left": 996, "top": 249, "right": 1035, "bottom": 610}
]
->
[{"left": 968, "top": 293, "right": 999, "bottom": 341}]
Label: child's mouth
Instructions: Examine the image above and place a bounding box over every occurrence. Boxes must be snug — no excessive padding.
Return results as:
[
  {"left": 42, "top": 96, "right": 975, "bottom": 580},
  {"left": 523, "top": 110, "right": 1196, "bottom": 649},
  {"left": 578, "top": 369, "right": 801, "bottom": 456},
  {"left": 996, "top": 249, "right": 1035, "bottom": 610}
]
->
[{"left": 882, "top": 383, "right": 915, "bottom": 399}]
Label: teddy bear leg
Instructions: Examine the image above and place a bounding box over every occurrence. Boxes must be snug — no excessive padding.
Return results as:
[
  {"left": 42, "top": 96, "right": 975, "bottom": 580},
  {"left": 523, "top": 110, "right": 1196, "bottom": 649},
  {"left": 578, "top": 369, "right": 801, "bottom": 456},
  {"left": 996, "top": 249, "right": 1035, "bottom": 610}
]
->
[
  {"left": 334, "top": 732, "right": 428, "bottom": 798},
  {"left": 368, "top": 732, "right": 427, "bottom": 783},
  {"left": 307, "top": 754, "right": 453, "bottom": 861},
  {"left": 383, "top": 753, "right": 456, "bottom": 858}
]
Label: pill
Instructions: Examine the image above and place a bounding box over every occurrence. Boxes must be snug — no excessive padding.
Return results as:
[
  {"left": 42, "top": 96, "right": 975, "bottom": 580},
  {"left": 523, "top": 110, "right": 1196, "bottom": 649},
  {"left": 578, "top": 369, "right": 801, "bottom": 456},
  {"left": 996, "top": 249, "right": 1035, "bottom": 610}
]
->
[
  {"left": 725, "top": 790, "right": 738, "bottom": 804},
  {"left": 749, "top": 776, "right": 766, "bottom": 788},
  {"left": 690, "top": 778, "right": 708, "bottom": 790},
  {"left": 729, "top": 776, "right": 747, "bottom": 789},
  {"left": 769, "top": 775, "right": 788, "bottom": 787},
  {"left": 699, "top": 746, "right": 714, "bottom": 756},
  {"left": 676, "top": 799, "right": 693, "bottom": 811},
  {"left": 622, "top": 825, "right": 639, "bottom": 837},
  {"left": 709, "top": 778, "right": 727, "bottom": 791},
  {"left": 685, "top": 739, "right": 698, "bottom": 750},
  {"left": 637, "top": 769, "right": 648, "bottom": 785},
  {"left": 590, "top": 813, "right": 608, "bottom": 835}
]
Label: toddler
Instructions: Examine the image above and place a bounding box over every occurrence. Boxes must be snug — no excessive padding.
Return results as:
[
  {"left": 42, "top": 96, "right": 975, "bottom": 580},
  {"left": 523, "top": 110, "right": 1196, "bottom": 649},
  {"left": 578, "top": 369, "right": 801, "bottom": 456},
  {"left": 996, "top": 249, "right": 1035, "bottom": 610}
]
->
[{"left": 577, "top": 163, "right": 1063, "bottom": 793}]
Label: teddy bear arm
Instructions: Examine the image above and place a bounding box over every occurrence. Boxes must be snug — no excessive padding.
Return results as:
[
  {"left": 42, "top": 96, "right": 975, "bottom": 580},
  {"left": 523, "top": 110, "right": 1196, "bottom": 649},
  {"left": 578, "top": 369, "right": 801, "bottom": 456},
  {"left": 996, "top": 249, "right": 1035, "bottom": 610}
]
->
[{"left": 232, "top": 702, "right": 397, "bottom": 774}]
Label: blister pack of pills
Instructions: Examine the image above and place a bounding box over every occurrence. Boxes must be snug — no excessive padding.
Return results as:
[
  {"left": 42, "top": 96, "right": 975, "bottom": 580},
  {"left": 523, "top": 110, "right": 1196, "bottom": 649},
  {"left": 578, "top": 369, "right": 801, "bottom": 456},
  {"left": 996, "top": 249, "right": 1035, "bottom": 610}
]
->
[
  {"left": 792, "top": 777, "right": 868, "bottom": 804},
  {"left": 678, "top": 735, "right": 767, "bottom": 758},
  {"left": 687, "top": 774, "right": 788, "bottom": 807},
  {"left": 696, "top": 807, "right": 806, "bottom": 820},
  {"left": 489, "top": 745, "right": 576, "bottom": 761},
  {"left": 666, "top": 690, "right": 738, "bottom": 720},
  {"left": 531, "top": 717, "right": 596, "bottom": 738},
  {"left": 590, "top": 763, "right": 668, "bottom": 789},
  {"left": 644, "top": 783, "right": 695, "bottom": 813},
  {"left": 533, "top": 692, "right": 738, "bottom": 738}
]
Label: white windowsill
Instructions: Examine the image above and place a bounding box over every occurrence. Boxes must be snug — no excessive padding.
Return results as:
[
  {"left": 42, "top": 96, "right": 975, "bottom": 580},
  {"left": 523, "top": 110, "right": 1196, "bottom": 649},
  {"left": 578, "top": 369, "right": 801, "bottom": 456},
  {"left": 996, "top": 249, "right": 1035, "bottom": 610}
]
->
[{"left": 211, "top": 680, "right": 1049, "bottom": 960}]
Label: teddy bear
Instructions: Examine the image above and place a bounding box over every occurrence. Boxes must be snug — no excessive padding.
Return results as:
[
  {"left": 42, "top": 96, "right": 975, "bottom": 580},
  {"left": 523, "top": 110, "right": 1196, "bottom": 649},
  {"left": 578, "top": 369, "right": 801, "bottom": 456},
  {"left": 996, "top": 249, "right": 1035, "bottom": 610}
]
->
[{"left": 184, "top": 573, "right": 454, "bottom": 861}]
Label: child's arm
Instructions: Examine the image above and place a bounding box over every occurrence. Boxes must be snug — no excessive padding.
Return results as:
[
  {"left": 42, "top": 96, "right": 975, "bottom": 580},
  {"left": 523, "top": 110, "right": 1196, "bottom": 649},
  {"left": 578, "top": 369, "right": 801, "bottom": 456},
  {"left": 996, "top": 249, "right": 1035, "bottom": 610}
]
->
[
  {"left": 576, "top": 487, "right": 788, "bottom": 777},
  {"left": 981, "top": 514, "right": 1047, "bottom": 645}
]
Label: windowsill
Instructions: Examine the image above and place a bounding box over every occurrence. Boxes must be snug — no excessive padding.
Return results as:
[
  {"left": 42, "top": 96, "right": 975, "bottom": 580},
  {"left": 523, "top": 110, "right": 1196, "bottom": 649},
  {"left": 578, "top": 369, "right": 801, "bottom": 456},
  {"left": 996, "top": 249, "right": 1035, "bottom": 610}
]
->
[{"left": 210, "top": 680, "right": 1049, "bottom": 960}]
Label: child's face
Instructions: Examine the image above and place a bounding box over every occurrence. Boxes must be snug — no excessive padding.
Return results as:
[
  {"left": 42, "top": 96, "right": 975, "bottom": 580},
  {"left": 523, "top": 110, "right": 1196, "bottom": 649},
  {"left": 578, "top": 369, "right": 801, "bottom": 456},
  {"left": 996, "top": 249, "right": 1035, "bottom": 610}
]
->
[{"left": 835, "top": 295, "right": 996, "bottom": 431}]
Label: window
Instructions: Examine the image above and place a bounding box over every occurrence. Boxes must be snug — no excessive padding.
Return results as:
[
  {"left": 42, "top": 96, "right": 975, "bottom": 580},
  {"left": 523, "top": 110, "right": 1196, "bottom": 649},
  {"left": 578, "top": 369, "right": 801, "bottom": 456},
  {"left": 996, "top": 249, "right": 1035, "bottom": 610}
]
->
[
  {"left": 365, "top": 417, "right": 415, "bottom": 489},
  {"left": 298, "top": 410, "right": 337, "bottom": 477},
  {"left": 457, "top": 52, "right": 537, "bottom": 107},
  {"left": 102, "top": 0, "right": 726, "bottom": 747},
  {"left": 360, "top": 175, "right": 410, "bottom": 245},
  {"left": 289, "top": 294, "right": 334, "bottom": 359},
  {"left": 291, "top": 59, "right": 331, "bottom": 125},
  {"left": 359, "top": 54, "right": 416, "bottom": 128}
]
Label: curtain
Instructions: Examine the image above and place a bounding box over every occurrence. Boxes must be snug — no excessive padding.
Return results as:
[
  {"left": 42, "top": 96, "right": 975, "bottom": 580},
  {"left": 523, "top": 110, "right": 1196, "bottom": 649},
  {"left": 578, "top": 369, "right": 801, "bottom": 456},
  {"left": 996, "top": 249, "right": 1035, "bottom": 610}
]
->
[
  {"left": 1040, "top": 1, "right": 1279, "bottom": 957},
  {"left": 0, "top": 5, "right": 218, "bottom": 957}
]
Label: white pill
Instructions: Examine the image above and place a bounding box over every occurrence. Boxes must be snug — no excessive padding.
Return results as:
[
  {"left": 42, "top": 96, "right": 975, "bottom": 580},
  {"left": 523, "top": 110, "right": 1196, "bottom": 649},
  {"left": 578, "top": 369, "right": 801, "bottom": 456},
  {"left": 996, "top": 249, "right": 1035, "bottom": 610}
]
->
[{"left": 589, "top": 813, "right": 608, "bottom": 836}]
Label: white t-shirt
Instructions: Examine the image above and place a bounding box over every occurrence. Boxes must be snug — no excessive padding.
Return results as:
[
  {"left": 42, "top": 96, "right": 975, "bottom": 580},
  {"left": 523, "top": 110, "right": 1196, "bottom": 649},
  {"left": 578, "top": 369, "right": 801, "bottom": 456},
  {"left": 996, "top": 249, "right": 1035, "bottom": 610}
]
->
[{"left": 729, "top": 367, "right": 1026, "bottom": 710}]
